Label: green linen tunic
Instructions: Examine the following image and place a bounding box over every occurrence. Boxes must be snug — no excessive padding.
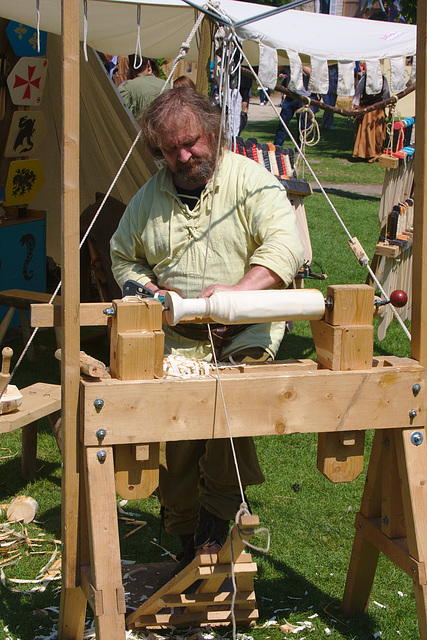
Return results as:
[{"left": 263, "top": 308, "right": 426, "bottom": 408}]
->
[{"left": 118, "top": 74, "right": 169, "bottom": 117}]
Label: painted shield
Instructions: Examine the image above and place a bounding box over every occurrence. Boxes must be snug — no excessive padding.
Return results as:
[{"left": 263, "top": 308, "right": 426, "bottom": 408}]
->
[
  {"left": 7, "top": 58, "right": 48, "bottom": 106},
  {"left": 6, "top": 21, "right": 47, "bottom": 57},
  {"left": 4, "top": 159, "right": 45, "bottom": 206},
  {"left": 5, "top": 111, "right": 47, "bottom": 158}
]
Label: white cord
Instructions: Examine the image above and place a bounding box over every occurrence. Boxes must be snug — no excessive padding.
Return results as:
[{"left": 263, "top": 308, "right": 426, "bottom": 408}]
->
[
  {"left": 83, "top": 0, "right": 88, "bottom": 62},
  {"left": 36, "top": 0, "right": 40, "bottom": 53},
  {"left": 231, "top": 34, "right": 411, "bottom": 342},
  {"left": 134, "top": 5, "right": 142, "bottom": 66}
]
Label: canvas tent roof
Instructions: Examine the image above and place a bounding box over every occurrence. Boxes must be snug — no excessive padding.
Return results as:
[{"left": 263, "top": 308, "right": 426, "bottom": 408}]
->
[
  {"left": 0, "top": 0, "right": 416, "bottom": 61},
  {"left": 0, "top": 0, "right": 417, "bottom": 89},
  {"left": 0, "top": 1, "right": 417, "bottom": 259}
]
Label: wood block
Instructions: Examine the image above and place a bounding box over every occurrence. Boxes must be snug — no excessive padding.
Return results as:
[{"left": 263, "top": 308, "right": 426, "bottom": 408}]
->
[
  {"left": 317, "top": 431, "right": 365, "bottom": 482},
  {"left": 324, "top": 284, "right": 375, "bottom": 326},
  {"left": 114, "top": 443, "right": 159, "bottom": 499},
  {"left": 112, "top": 298, "right": 162, "bottom": 333},
  {"left": 340, "top": 325, "right": 374, "bottom": 370},
  {"left": 115, "top": 332, "right": 156, "bottom": 380},
  {"left": 378, "top": 153, "right": 399, "bottom": 169},
  {"left": 110, "top": 298, "right": 163, "bottom": 379},
  {"left": 310, "top": 320, "right": 342, "bottom": 370},
  {"left": 374, "top": 242, "right": 401, "bottom": 258}
]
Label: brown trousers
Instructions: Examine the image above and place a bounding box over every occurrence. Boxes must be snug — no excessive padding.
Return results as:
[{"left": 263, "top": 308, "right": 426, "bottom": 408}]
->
[{"left": 157, "top": 347, "right": 269, "bottom": 534}]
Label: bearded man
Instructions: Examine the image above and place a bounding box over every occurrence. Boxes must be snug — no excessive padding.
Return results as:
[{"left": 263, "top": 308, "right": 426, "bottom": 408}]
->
[{"left": 110, "top": 87, "right": 303, "bottom": 572}]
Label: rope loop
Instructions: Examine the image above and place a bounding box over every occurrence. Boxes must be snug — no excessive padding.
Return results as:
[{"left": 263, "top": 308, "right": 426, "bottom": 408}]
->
[
  {"left": 134, "top": 4, "right": 142, "bottom": 65},
  {"left": 36, "top": 0, "right": 40, "bottom": 53},
  {"left": 83, "top": 0, "right": 89, "bottom": 62}
]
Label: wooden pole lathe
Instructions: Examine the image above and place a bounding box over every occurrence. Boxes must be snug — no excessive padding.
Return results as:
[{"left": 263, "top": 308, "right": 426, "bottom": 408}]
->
[
  {"left": 33, "top": 280, "right": 427, "bottom": 637},
  {"left": 51, "top": 2, "right": 427, "bottom": 637}
]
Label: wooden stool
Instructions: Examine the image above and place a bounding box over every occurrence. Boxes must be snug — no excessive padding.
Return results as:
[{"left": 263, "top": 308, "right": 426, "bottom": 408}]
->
[
  {"left": 0, "top": 382, "right": 61, "bottom": 482},
  {"left": 0, "top": 289, "right": 62, "bottom": 359}
]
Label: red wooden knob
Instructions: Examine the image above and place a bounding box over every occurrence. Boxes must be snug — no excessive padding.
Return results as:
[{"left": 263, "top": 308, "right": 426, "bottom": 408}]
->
[{"left": 389, "top": 289, "right": 408, "bottom": 308}]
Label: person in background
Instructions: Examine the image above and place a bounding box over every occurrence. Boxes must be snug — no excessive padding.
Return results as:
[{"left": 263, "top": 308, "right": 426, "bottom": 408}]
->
[
  {"left": 239, "top": 67, "right": 252, "bottom": 134},
  {"left": 259, "top": 86, "right": 270, "bottom": 105},
  {"left": 110, "top": 88, "right": 304, "bottom": 573},
  {"left": 351, "top": 70, "right": 390, "bottom": 162},
  {"left": 119, "top": 55, "right": 169, "bottom": 119},
  {"left": 321, "top": 64, "right": 338, "bottom": 131},
  {"left": 98, "top": 53, "right": 130, "bottom": 87},
  {"left": 274, "top": 66, "right": 317, "bottom": 156},
  {"left": 174, "top": 75, "right": 196, "bottom": 89}
]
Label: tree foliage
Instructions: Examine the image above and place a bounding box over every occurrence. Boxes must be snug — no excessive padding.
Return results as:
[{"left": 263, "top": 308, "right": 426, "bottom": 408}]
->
[{"left": 383, "top": 0, "right": 417, "bottom": 23}]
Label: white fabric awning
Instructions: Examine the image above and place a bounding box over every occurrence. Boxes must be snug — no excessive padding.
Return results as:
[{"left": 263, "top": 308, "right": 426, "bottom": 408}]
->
[{"left": 0, "top": 0, "right": 417, "bottom": 96}]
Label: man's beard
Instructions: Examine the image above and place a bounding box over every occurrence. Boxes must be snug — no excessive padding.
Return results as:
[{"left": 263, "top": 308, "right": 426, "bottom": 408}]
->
[{"left": 173, "top": 154, "right": 216, "bottom": 188}]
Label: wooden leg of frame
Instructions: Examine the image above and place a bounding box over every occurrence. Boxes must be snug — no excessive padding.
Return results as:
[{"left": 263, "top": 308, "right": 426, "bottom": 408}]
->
[
  {"left": 84, "top": 445, "right": 126, "bottom": 640},
  {"left": 58, "top": 586, "right": 87, "bottom": 640}
]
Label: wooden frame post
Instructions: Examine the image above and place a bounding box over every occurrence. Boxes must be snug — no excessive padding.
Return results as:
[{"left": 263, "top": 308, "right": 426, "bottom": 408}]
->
[
  {"left": 196, "top": 16, "right": 213, "bottom": 96},
  {"left": 58, "top": 1, "right": 87, "bottom": 638},
  {"left": 412, "top": 0, "right": 427, "bottom": 365}
]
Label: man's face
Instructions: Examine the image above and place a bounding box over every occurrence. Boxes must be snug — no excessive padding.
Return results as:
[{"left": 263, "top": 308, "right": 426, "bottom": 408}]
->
[{"left": 160, "top": 114, "right": 216, "bottom": 189}]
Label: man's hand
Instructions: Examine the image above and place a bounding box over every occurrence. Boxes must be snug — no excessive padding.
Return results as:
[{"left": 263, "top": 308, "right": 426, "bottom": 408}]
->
[
  {"left": 199, "top": 284, "right": 236, "bottom": 298},
  {"left": 199, "top": 265, "right": 282, "bottom": 298},
  {"left": 142, "top": 281, "right": 170, "bottom": 299}
]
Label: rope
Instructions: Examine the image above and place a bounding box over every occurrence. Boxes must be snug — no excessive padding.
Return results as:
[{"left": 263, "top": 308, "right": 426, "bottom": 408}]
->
[
  {"left": 0, "top": 8, "right": 205, "bottom": 398},
  {"left": 83, "top": 0, "right": 89, "bottom": 63},
  {"left": 36, "top": 0, "right": 40, "bottom": 53},
  {"left": 164, "top": 8, "right": 206, "bottom": 84},
  {"left": 134, "top": 5, "right": 142, "bottom": 66},
  {"left": 294, "top": 103, "right": 320, "bottom": 175},
  {"left": 231, "top": 34, "right": 411, "bottom": 342}
]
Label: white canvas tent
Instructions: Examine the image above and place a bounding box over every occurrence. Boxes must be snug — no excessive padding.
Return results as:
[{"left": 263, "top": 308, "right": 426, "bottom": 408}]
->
[
  {"left": 0, "top": 1, "right": 417, "bottom": 260},
  {"left": 0, "top": 0, "right": 417, "bottom": 96}
]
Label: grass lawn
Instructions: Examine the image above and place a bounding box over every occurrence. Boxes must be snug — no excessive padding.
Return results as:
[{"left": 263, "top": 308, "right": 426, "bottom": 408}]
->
[{"left": 0, "top": 107, "right": 415, "bottom": 640}]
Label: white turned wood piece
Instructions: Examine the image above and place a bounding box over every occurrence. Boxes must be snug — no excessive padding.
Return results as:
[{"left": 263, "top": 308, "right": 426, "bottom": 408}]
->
[
  {"left": 7, "top": 495, "right": 39, "bottom": 523},
  {"left": 164, "top": 289, "right": 326, "bottom": 326}
]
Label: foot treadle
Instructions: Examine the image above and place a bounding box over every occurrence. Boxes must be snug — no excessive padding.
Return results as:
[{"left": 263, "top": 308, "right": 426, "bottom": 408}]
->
[{"left": 126, "top": 515, "right": 260, "bottom": 629}]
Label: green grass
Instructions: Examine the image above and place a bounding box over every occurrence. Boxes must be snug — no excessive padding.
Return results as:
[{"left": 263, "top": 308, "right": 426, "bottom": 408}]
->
[{"left": 0, "top": 109, "right": 415, "bottom": 639}]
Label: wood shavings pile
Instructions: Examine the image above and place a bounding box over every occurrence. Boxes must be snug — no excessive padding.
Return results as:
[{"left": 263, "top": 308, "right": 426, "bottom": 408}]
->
[
  {"left": 0, "top": 520, "right": 61, "bottom": 594},
  {"left": 163, "top": 355, "right": 212, "bottom": 379}
]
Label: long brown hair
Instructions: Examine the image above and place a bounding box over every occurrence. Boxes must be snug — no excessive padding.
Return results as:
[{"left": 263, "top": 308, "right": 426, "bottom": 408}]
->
[{"left": 142, "top": 88, "right": 223, "bottom": 159}]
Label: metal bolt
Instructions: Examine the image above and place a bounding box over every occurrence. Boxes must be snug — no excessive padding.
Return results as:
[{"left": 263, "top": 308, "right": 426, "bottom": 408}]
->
[
  {"left": 324, "top": 296, "right": 333, "bottom": 310},
  {"left": 411, "top": 431, "right": 423, "bottom": 446},
  {"left": 94, "top": 398, "right": 104, "bottom": 412},
  {"left": 96, "top": 428, "right": 106, "bottom": 444},
  {"left": 103, "top": 306, "right": 116, "bottom": 316},
  {"left": 382, "top": 438, "right": 390, "bottom": 446},
  {"left": 409, "top": 409, "right": 418, "bottom": 424},
  {"left": 412, "top": 384, "right": 421, "bottom": 397},
  {"left": 382, "top": 516, "right": 389, "bottom": 525},
  {"left": 97, "top": 450, "right": 107, "bottom": 463}
]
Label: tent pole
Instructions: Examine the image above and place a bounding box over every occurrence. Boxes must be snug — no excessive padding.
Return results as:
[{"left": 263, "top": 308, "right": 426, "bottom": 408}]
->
[
  {"left": 58, "top": 0, "right": 86, "bottom": 637},
  {"left": 412, "top": 3, "right": 427, "bottom": 364},
  {"left": 196, "top": 16, "right": 212, "bottom": 96}
]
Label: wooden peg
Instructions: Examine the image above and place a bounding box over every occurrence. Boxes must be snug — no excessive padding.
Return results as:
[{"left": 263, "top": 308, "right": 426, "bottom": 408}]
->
[{"left": 0, "top": 347, "right": 13, "bottom": 396}]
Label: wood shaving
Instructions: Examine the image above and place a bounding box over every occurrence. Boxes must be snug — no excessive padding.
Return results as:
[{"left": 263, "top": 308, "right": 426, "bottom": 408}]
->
[
  {"left": 0, "top": 521, "right": 61, "bottom": 593},
  {"left": 280, "top": 620, "right": 299, "bottom": 634},
  {"left": 163, "top": 354, "right": 212, "bottom": 379}
]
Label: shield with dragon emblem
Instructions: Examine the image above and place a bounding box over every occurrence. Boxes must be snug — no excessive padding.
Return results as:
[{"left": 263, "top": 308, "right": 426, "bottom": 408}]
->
[
  {"left": 5, "top": 111, "right": 47, "bottom": 158},
  {"left": 4, "top": 159, "right": 45, "bottom": 206}
]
